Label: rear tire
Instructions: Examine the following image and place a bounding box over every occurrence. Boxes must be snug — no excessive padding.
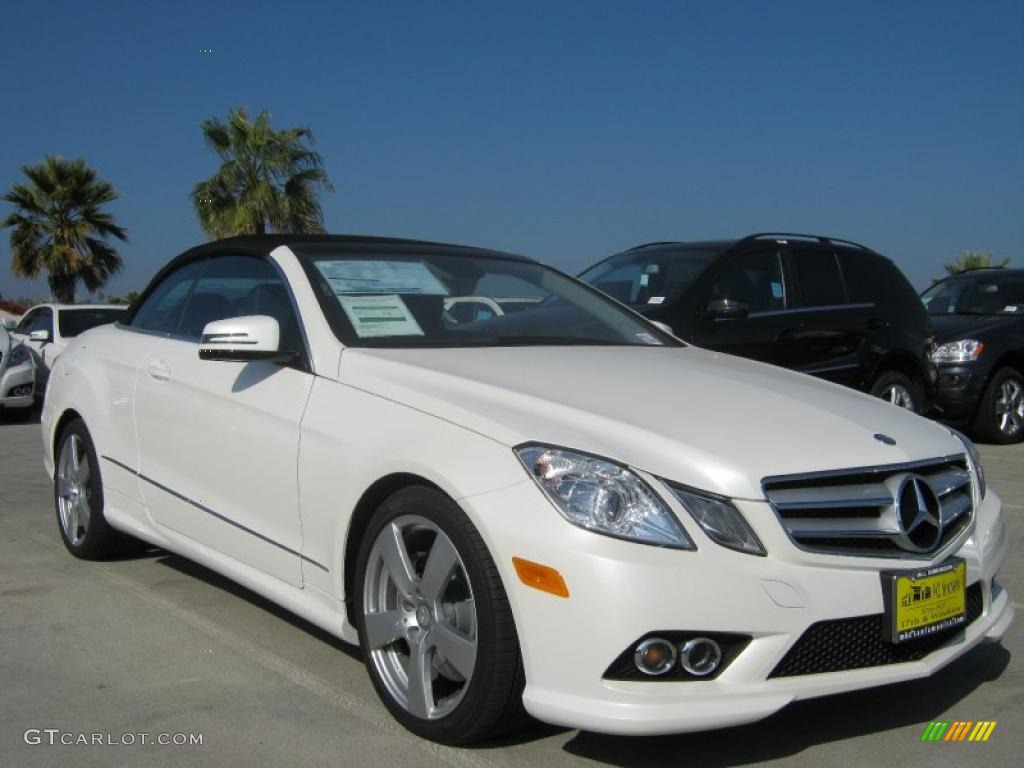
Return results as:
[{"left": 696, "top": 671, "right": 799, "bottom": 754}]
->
[
  {"left": 870, "top": 371, "right": 923, "bottom": 414},
  {"left": 354, "top": 485, "right": 528, "bottom": 745},
  {"left": 973, "top": 367, "right": 1024, "bottom": 444},
  {"left": 54, "top": 419, "right": 144, "bottom": 558}
]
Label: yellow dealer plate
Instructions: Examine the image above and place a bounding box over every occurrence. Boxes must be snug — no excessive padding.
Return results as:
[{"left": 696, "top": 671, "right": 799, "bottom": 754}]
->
[{"left": 883, "top": 559, "right": 966, "bottom": 643}]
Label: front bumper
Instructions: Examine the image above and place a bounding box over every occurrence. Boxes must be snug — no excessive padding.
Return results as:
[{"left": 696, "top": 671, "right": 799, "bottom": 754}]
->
[
  {"left": 0, "top": 360, "right": 35, "bottom": 409},
  {"left": 463, "top": 479, "right": 1011, "bottom": 735},
  {"left": 930, "top": 363, "right": 988, "bottom": 424}
]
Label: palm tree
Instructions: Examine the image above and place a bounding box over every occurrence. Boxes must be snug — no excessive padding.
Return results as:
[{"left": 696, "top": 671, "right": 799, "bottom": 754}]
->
[
  {"left": 2, "top": 156, "right": 127, "bottom": 303},
  {"left": 191, "top": 107, "right": 333, "bottom": 238},
  {"left": 944, "top": 250, "right": 1011, "bottom": 275}
]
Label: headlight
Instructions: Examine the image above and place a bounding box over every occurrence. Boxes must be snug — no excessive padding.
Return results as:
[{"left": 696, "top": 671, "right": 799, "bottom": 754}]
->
[
  {"left": 930, "top": 339, "right": 984, "bottom": 363},
  {"left": 515, "top": 444, "right": 694, "bottom": 549},
  {"left": 949, "top": 428, "right": 986, "bottom": 499},
  {"left": 666, "top": 483, "right": 766, "bottom": 556},
  {"left": 8, "top": 343, "right": 30, "bottom": 367}
]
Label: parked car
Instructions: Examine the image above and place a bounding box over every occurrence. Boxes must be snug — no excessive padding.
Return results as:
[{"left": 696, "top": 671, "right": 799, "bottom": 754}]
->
[
  {"left": 922, "top": 268, "right": 1024, "bottom": 443},
  {"left": 42, "top": 234, "right": 1010, "bottom": 744},
  {"left": 0, "top": 323, "right": 36, "bottom": 420},
  {"left": 580, "top": 233, "right": 937, "bottom": 412},
  {"left": 9, "top": 304, "right": 126, "bottom": 392}
]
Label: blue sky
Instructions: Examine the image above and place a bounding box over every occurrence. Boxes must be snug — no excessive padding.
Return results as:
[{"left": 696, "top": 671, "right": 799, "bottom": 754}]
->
[{"left": 1, "top": 0, "right": 1021, "bottom": 301}]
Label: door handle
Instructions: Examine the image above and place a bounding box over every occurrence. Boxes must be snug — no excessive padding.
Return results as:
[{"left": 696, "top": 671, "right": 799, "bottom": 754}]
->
[
  {"left": 866, "top": 317, "right": 888, "bottom": 330},
  {"left": 147, "top": 360, "right": 171, "bottom": 381}
]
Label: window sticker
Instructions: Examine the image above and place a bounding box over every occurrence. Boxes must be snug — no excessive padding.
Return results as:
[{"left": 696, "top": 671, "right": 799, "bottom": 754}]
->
[
  {"left": 648, "top": 296, "right": 666, "bottom": 304},
  {"left": 338, "top": 295, "right": 424, "bottom": 337},
  {"left": 771, "top": 282, "right": 784, "bottom": 299},
  {"left": 316, "top": 260, "right": 447, "bottom": 295}
]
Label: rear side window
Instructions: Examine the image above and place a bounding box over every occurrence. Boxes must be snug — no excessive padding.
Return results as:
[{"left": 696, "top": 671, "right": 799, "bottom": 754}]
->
[
  {"left": 130, "top": 260, "right": 206, "bottom": 334},
  {"left": 840, "top": 251, "right": 920, "bottom": 307},
  {"left": 791, "top": 249, "right": 846, "bottom": 307}
]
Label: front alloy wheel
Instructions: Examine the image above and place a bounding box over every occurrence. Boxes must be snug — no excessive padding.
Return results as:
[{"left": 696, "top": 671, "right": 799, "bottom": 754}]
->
[
  {"left": 355, "top": 486, "right": 527, "bottom": 744},
  {"left": 54, "top": 418, "right": 143, "bottom": 558}
]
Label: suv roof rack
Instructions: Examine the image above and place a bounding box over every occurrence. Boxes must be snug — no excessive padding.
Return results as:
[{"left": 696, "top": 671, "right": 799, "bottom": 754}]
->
[
  {"left": 627, "top": 241, "right": 683, "bottom": 251},
  {"left": 739, "top": 232, "right": 878, "bottom": 254}
]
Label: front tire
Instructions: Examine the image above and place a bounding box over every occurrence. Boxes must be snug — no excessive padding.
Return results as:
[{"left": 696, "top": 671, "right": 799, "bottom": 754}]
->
[
  {"left": 973, "top": 367, "right": 1024, "bottom": 444},
  {"left": 870, "top": 370, "right": 922, "bottom": 413},
  {"left": 354, "top": 486, "right": 527, "bottom": 744},
  {"left": 54, "top": 419, "right": 141, "bottom": 558}
]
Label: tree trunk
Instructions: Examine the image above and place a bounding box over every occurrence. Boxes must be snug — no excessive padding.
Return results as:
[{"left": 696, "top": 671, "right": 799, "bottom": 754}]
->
[{"left": 50, "top": 277, "right": 75, "bottom": 304}]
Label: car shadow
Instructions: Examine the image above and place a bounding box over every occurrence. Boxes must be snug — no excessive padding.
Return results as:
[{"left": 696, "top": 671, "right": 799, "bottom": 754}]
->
[
  {"left": 149, "top": 550, "right": 361, "bottom": 661},
  {"left": 556, "top": 642, "right": 1011, "bottom": 767}
]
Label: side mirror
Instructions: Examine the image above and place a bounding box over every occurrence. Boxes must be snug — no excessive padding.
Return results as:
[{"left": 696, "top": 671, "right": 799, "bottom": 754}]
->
[
  {"left": 29, "top": 329, "right": 51, "bottom": 342},
  {"left": 199, "top": 315, "right": 287, "bottom": 362},
  {"left": 707, "top": 297, "right": 749, "bottom": 320}
]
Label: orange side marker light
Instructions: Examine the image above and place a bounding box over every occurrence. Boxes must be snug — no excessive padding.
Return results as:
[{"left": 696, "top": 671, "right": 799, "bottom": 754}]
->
[{"left": 513, "top": 557, "right": 569, "bottom": 598}]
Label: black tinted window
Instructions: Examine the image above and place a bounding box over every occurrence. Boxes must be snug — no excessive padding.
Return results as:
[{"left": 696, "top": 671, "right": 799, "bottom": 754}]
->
[
  {"left": 58, "top": 308, "right": 126, "bottom": 338},
  {"left": 709, "top": 249, "right": 786, "bottom": 313},
  {"left": 178, "top": 255, "right": 301, "bottom": 351},
  {"left": 131, "top": 260, "right": 206, "bottom": 333},
  {"left": 840, "top": 252, "right": 918, "bottom": 306},
  {"left": 792, "top": 249, "right": 846, "bottom": 307},
  {"left": 580, "top": 248, "right": 720, "bottom": 307}
]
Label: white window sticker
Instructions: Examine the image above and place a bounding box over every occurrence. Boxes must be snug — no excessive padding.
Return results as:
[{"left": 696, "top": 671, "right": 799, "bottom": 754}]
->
[
  {"left": 339, "top": 295, "right": 424, "bottom": 338},
  {"left": 317, "top": 260, "right": 447, "bottom": 295},
  {"left": 648, "top": 296, "right": 666, "bottom": 304}
]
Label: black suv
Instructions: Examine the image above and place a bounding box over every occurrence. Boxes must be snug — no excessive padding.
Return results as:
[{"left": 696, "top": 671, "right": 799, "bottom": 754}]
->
[
  {"left": 580, "top": 233, "right": 937, "bottom": 412},
  {"left": 921, "top": 269, "right": 1024, "bottom": 443}
]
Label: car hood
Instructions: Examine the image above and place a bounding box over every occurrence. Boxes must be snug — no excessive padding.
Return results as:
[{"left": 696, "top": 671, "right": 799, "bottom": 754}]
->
[
  {"left": 338, "top": 345, "right": 963, "bottom": 500},
  {"left": 931, "top": 313, "right": 1020, "bottom": 343}
]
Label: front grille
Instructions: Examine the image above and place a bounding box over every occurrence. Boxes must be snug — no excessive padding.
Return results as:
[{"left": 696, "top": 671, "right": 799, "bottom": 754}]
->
[
  {"left": 763, "top": 455, "right": 974, "bottom": 557},
  {"left": 769, "top": 582, "right": 983, "bottom": 678}
]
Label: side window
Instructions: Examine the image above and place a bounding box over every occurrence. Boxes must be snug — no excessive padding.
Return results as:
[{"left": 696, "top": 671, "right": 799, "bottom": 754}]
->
[
  {"left": 16, "top": 309, "right": 39, "bottom": 334},
  {"left": 839, "top": 252, "right": 917, "bottom": 306},
  {"left": 178, "top": 254, "right": 302, "bottom": 352},
  {"left": 131, "top": 260, "right": 207, "bottom": 334},
  {"left": 791, "top": 249, "right": 846, "bottom": 307},
  {"left": 709, "top": 249, "right": 786, "bottom": 314}
]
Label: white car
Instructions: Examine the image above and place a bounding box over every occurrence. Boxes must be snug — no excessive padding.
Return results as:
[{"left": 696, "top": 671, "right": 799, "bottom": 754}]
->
[
  {"left": 40, "top": 235, "right": 1012, "bottom": 744},
  {"left": 0, "top": 323, "right": 35, "bottom": 417},
  {"left": 10, "top": 303, "right": 126, "bottom": 391}
]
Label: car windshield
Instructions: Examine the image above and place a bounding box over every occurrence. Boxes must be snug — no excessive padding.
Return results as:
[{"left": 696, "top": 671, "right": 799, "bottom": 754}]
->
[
  {"left": 578, "top": 247, "right": 721, "bottom": 308},
  {"left": 300, "top": 248, "right": 680, "bottom": 348},
  {"left": 58, "top": 308, "right": 126, "bottom": 337},
  {"left": 921, "top": 274, "right": 1024, "bottom": 316}
]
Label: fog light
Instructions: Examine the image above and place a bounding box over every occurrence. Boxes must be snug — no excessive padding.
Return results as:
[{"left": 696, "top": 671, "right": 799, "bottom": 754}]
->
[
  {"left": 680, "top": 637, "right": 722, "bottom": 676},
  {"left": 634, "top": 638, "right": 677, "bottom": 676}
]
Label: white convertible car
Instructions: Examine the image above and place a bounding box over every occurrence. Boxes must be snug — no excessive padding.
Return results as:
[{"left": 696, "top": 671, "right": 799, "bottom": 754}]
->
[{"left": 41, "top": 235, "right": 1012, "bottom": 744}]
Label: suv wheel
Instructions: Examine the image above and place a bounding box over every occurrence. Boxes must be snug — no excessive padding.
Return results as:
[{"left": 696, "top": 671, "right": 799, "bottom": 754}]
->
[
  {"left": 973, "top": 367, "right": 1024, "bottom": 444},
  {"left": 354, "top": 486, "right": 528, "bottom": 744},
  {"left": 870, "top": 371, "right": 922, "bottom": 413}
]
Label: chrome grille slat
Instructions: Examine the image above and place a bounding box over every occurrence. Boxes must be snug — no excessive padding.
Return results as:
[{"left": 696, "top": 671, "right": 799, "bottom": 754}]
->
[
  {"left": 926, "top": 469, "right": 971, "bottom": 496},
  {"left": 763, "top": 456, "right": 974, "bottom": 558}
]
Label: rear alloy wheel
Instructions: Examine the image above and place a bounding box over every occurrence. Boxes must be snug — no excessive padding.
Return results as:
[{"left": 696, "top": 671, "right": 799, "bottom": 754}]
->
[
  {"left": 55, "top": 419, "right": 143, "bottom": 558},
  {"left": 870, "top": 371, "right": 922, "bottom": 413},
  {"left": 355, "top": 486, "right": 527, "bottom": 744},
  {"left": 974, "top": 367, "right": 1024, "bottom": 444}
]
